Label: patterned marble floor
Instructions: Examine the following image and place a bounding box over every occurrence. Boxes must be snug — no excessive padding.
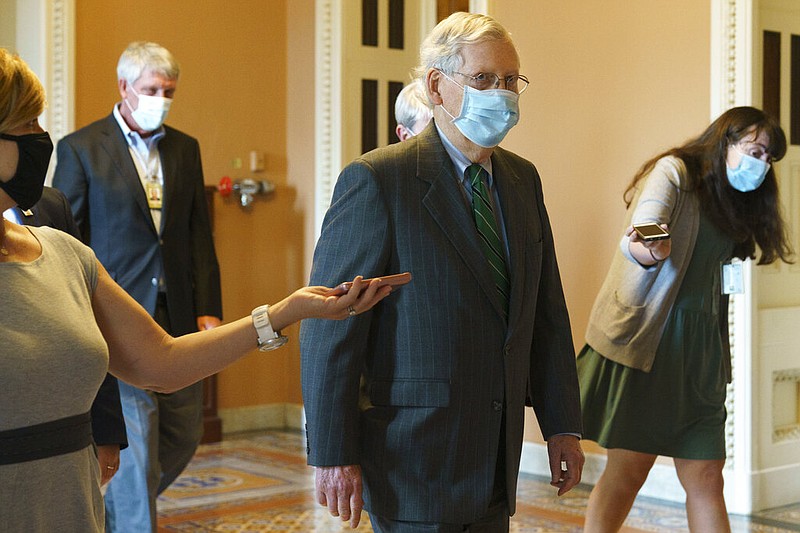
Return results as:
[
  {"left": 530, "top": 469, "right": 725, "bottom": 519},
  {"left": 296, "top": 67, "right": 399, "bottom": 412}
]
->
[{"left": 157, "top": 430, "right": 800, "bottom": 532}]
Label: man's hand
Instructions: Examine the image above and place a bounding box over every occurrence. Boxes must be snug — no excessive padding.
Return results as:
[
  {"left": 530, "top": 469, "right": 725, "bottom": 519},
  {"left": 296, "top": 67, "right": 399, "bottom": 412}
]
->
[
  {"left": 315, "top": 464, "right": 364, "bottom": 528},
  {"left": 97, "top": 444, "right": 121, "bottom": 486},
  {"left": 547, "top": 434, "right": 584, "bottom": 496}
]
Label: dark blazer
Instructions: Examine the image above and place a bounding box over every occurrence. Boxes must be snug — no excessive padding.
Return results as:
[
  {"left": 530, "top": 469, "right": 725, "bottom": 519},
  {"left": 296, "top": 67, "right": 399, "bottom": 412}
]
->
[
  {"left": 13, "top": 186, "right": 127, "bottom": 448},
  {"left": 53, "top": 113, "right": 222, "bottom": 337},
  {"left": 300, "top": 123, "right": 582, "bottom": 523}
]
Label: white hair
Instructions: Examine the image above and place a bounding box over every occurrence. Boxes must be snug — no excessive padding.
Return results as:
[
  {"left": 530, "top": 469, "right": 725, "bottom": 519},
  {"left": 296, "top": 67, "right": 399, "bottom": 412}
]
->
[
  {"left": 415, "top": 12, "right": 514, "bottom": 77},
  {"left": 394, "top": 79, "right": 433, "bottom": 128},
  {"left": 117, "top": 41, "right": 180, "bottom": 84}
]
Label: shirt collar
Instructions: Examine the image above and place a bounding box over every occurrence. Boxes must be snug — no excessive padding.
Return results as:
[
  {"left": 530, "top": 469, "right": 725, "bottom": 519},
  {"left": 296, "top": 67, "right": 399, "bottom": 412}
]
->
[
  {"left": 112, "top": 103, "right": 165, "bottom": 150},
  {"left": 435, "top": 122, "right": 494, "bottom": 188}
]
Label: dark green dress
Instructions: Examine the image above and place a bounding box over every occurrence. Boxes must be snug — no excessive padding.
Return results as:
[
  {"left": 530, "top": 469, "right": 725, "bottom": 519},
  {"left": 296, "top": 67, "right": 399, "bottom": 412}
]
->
[{"left": 577, "top": 213, "right": 734, "bottom": 459}]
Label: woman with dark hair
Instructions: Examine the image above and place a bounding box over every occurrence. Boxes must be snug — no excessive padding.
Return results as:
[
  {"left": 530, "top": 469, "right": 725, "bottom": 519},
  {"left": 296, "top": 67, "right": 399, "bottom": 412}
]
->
[{"left": 578, "top": 106, "right": 793, "bottom": 533}]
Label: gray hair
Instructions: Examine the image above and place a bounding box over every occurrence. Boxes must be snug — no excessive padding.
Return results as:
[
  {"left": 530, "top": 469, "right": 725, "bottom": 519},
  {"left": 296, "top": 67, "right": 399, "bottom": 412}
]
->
[
  {"left": 394, "top": 79, "right": 433, "bottom": 128},
  {"left": 117, "top": 42, "right": 180, "bottom": 84},
  {"left": 414, "top": 12, "right": 514, "bottom": 77}
]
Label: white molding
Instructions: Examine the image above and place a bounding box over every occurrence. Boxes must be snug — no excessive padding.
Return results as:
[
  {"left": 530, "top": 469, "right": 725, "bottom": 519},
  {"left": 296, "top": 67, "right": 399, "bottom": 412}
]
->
[
  {"left": 13, "top": 0, "right": 74, "bottom": 185},
  {"left": 314, "top": 0, "right": 343, "bottom": 242},
  {"left": 47, "top": 0, "right": 74, "bottom": 143},
  {"left": 471, "top": 0, "right": 490, "bottom": 15},
  {"left": 711, "top": 0, "right": 758, "bottom": 514}
]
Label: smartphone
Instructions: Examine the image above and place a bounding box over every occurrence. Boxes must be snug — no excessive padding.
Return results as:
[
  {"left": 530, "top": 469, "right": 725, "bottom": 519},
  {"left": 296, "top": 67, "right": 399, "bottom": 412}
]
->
[
  {"left": 633, "top": 222, "right": 670, "bottom": 241},
  {"left": 325, "top": 272, "right": 413, "bottom": 296}
]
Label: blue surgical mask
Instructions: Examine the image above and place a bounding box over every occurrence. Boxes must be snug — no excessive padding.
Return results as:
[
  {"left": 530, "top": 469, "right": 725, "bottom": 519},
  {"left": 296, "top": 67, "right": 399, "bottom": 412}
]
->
[
  {"left": 440, "top": 73, "right": 519, "bottom": 148},
  {"left": 726, "top": 148, "right": 770, "bottom": 192}
]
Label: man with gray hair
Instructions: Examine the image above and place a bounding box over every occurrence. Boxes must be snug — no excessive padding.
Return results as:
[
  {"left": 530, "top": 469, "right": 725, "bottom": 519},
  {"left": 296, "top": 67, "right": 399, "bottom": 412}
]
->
[
  {"left": 54, "top": 41, "right": 222, "bottom": 532},
  {"left": 301, "top": 12, "right": 584, "bottom": 532},
  {"left": 394, "top": 78, "right": 433, "bottom": 141}
]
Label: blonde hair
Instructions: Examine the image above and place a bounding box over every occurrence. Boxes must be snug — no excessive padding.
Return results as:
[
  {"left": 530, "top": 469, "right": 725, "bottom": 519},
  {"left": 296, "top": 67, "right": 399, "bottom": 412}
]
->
[{"left": 0, "top": 49, "right": 46, "bottom": 133}]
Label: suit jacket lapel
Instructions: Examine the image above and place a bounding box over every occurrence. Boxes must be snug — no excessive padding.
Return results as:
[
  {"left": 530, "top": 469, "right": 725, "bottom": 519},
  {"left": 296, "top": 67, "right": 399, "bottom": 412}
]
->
[
  {"left": 417, "top": 126, "right": 508, "bottom": 322},
  {"left": 158, "top": 130, "right": 177, "bottom": 234},
  {"left": 492, "top": 149, "right": 526, "bottom": 329},
  {"left": 101, "top": 114, "right": 158, "bottom": 235}
]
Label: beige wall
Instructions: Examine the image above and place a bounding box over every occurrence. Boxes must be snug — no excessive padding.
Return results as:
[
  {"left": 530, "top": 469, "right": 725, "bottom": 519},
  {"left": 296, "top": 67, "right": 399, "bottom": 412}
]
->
[{"left": 72, "top": 2, "right": 712, "bottom": 432}]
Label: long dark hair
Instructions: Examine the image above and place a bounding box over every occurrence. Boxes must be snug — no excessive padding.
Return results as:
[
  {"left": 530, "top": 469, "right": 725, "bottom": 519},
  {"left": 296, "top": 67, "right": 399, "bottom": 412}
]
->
[{"left": 624, "top": 106, "right": 793, "bottom": 265}]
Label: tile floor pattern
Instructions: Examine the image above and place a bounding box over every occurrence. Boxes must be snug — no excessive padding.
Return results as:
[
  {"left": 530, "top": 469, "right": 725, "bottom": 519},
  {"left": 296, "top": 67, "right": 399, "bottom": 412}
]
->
[{"left": 157, "top": 431, "right": 800, "bottom": 532}]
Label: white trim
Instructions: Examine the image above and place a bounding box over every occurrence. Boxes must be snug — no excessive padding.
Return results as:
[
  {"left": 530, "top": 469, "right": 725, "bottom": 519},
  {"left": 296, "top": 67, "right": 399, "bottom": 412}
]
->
[
  {"left": 314, "top": 0, "right": 343, "bottom": 242},
  {"left": 710, "top": 0, "right": 757, "bottom": 514},
  {"left": 13, "top": 0, "right": 74, "bottom": 185},
  {"left": 470, "top": 0, "right": 490, "bottom": 15},
  {"left": 46, "top": 0, "right": 75, "bottom": 143}
]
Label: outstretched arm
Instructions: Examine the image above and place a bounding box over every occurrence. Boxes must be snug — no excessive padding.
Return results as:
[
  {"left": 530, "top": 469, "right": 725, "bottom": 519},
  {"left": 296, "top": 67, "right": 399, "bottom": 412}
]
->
[{"left": 93, "top": 261, "right": 393, "bottom": 392}]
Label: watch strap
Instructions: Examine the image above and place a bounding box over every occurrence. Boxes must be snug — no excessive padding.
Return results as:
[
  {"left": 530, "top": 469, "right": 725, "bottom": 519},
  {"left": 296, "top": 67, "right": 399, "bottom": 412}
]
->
[{"left": 251, "top": 305, "right": 289, "bottom": 351}]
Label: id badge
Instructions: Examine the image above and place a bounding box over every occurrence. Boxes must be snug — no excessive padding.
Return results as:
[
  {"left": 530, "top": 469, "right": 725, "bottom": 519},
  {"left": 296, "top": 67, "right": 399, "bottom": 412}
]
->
[
  {"left": 722, "top": 259, "right": 744, "bottom": 294},
  {"left": 145, "top": 179, "right": 163, "bottom": 210}
]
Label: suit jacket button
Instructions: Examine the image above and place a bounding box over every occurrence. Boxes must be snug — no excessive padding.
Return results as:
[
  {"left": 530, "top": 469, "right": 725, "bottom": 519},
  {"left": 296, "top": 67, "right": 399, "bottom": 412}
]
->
[
  {"left": 492, "top": 401, "right": 503, "bottom": 412},
  {"left": 504, "top": 345, "right": 511, "bottom": 356},
  {"left": 151, "top": 277, "right": 158, "bottom": 286}
]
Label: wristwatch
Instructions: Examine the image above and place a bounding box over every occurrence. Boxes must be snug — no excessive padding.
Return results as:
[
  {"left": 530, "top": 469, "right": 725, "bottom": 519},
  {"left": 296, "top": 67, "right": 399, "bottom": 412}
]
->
[{"left": 251, "top": 305, "right": 289, "bottom": 351}]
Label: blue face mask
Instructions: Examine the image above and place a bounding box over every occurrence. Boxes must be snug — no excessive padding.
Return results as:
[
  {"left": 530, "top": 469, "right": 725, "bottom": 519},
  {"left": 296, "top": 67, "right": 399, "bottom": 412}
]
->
[
  {"left": 440, "top": 73, "right": 519, "bottom": 148},
  {"left": 726, "top": 149, "right": 770, "bottom": 192}
]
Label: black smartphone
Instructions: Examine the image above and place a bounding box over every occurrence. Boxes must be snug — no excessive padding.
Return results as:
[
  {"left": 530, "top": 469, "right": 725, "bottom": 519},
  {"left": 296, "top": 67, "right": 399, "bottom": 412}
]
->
[
  {"left": 324, "top": 272, "right": 413, "bottom": 296},
  {"left": 633, "top": 223, "right": 670, "bottom": 241}
]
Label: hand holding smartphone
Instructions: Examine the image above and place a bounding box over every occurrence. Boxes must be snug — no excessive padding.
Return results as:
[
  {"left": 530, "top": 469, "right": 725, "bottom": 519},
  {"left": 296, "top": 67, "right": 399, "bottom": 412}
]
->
[
  {"left": 632, "top": 222, "right": 670, "bottom": 242},
  {"left": 325, "top": 272, "right": 412, "bottom": 296}
]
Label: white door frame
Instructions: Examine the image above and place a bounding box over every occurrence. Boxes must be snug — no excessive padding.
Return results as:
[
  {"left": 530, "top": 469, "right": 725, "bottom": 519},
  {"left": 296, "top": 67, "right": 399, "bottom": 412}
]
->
[
  {"left": 13, "top": 0, "right": 74, "bottom": 183},
  {"left": 15, "top": 0, "right": 74, "bottom": 141}
]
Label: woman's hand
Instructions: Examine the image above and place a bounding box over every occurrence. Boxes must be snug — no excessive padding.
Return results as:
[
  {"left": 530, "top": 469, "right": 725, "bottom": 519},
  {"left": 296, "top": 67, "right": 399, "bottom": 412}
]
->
[
  {"left": 97, "top": 444, "right": 121, "bottom": 486},
  {"left": 626, "top": 224, "right": 672, "bottom": 265},
  {"left": 269, "top": 276, "right": 395, "bottom": 330}
]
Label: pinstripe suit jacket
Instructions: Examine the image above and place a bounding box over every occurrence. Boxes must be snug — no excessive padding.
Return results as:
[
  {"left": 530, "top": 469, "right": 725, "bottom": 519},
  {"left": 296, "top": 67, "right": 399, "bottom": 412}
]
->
[{"left": 300, "top": 122, "right": 581, "bottom": 523}]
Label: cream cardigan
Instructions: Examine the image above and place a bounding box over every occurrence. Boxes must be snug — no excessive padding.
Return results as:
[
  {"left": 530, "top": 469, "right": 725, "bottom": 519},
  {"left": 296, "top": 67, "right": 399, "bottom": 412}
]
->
[{"left": 585, "top": 155, "right": 720, "bottom": 374}]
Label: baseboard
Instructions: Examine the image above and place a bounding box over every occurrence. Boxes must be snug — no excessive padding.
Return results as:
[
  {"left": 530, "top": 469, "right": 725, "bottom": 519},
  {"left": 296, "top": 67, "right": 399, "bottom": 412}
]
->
[
  {"left": 218, "top": 403, "right": 305, "bottom": 435},
  {"left": 751, "top": 461, "right": 800, "bottom": 510},
  {"left": 519, "top": 441, "right": 685, "bottom": 504}
]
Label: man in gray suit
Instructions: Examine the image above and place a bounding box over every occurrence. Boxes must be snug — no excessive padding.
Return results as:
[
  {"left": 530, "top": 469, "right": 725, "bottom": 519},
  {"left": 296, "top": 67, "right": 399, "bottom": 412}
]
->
[
  {"left": 301, "top": 12, "right": 584, "bottom": 532},
  {"left": 53, "top": 42, "right": 221, "bottom": 533}
]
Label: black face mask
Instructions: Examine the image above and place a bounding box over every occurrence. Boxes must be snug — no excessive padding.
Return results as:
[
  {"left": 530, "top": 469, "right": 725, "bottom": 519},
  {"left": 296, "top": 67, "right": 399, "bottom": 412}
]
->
[{"left": 0, "top": 131, "right": 54, "bottom": 210}]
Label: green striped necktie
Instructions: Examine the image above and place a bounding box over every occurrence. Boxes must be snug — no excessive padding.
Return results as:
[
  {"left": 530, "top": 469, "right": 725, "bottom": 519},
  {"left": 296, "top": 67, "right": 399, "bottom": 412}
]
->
[{"left": 467, "top": 163, "right": 510, "bottom": 318}]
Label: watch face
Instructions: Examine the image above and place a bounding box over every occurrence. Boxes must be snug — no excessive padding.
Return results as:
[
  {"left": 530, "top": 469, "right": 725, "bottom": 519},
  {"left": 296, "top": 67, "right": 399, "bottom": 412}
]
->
[{"left": 257, "top": 335, "right": 289, "bottom": 352}]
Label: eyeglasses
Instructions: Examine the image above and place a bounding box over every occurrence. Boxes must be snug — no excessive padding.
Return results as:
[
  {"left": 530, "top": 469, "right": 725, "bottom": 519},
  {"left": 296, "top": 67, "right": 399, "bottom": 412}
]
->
[
  {"left": 735, "top": 141, "right": 773, "bottom": 163},
  {"left": 451, "top": 71, "right": 530, "bottom": 94}
]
